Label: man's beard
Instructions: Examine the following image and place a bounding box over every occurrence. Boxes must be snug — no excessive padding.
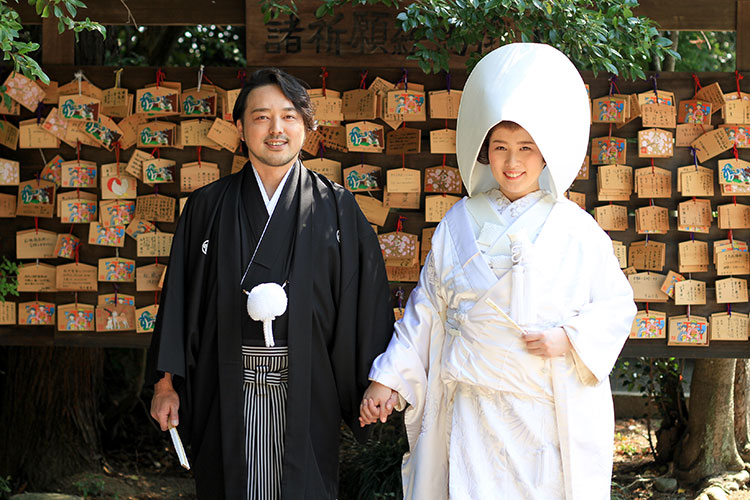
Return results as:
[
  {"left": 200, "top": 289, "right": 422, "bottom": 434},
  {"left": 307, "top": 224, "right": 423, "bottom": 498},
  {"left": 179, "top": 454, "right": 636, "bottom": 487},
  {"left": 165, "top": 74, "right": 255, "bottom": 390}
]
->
[{"left": 248, "top": 136, "right": 300, "bottom": 168}]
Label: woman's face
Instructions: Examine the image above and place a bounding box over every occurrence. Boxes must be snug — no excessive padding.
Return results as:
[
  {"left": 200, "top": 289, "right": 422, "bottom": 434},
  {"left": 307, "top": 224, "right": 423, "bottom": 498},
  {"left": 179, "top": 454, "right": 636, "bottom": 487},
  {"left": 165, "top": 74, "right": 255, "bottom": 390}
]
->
[{"left": 487, "top": 124, "right": 545, "bottom": 202}]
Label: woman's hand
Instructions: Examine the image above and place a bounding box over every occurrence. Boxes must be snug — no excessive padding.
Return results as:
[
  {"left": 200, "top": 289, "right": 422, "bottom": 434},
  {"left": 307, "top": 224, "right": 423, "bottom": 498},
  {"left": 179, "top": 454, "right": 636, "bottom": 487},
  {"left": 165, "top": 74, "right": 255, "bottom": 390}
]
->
[
  {"left": 524, "top": 327, "right": 572, "bottom": 358},
  {"left": 359, "top": 381, "right": 400, "bottom": 427}
]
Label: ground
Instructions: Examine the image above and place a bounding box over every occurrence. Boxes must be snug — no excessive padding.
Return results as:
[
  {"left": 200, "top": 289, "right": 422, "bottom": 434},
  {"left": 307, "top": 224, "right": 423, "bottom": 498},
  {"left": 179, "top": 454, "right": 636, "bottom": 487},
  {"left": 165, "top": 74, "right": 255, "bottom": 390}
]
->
[
  {"left": 12, "top": 439, "right": 197, "bottom": 500},
  {"left": 612, "top": 419, "right": 750, "bottom": 500},
  {"left": 9, "top": 419, "right": 750, "bottom": 499}
]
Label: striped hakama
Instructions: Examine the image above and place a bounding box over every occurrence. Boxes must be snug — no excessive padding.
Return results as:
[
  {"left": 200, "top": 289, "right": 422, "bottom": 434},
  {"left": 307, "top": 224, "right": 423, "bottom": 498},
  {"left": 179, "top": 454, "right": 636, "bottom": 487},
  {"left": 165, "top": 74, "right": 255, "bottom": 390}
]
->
[{"left": 242, "top": 345, "right": 289, "bottom": 500}]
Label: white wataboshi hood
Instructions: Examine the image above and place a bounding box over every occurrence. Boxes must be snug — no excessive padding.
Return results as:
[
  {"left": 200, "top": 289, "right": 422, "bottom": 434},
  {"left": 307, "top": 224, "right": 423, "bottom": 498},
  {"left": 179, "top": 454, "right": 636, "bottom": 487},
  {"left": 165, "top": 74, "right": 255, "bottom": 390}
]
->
[{"left": 456, "top": 43, "right": 591, "bottom": 199}]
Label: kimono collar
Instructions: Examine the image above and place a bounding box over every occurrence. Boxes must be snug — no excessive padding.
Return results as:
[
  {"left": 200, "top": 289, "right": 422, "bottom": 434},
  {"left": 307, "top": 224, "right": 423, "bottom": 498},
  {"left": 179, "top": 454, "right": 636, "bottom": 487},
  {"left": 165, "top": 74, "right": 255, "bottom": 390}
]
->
[
  {"left": 251, "top": 162, "right": 296, "bottom": 217},
  {"left": 486, "top": 189, "right": 547, "bottom": 219}
]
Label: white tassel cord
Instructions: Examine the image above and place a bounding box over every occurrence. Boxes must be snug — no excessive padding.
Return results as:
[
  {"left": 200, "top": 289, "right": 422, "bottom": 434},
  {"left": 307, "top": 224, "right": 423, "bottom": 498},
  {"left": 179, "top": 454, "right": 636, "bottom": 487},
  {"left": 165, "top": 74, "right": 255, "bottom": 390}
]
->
[
  {"left": 509, "top": 234, "right": 526, "bottom": 325},
  {"left": 246, "top": 282, "right": 288, "bottom": 347}
]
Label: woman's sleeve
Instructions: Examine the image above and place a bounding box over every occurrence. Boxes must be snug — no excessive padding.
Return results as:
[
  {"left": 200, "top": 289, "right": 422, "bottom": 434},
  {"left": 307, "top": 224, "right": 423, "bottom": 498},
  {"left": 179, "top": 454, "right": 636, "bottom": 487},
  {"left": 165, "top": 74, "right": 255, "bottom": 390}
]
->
[
  {"left": 562, "top": 229, "right": 637, "bottom": 385},
  {"left": 368, "top": 227, "right": 448, "bottom": 410}
]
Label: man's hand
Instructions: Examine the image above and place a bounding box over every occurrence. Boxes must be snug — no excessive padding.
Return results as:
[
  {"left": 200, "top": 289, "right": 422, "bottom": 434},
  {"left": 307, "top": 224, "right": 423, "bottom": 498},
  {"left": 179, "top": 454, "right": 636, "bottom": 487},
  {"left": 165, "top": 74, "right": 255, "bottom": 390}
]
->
[
  {"left": 150, "top": 373, "right": 180, "bottom": 431},
  {"left": 524, "top": 327, "right": 572, "bottom": 358},
  {"left": 359, "top": 381, "right": 399, "bottom": 427}
]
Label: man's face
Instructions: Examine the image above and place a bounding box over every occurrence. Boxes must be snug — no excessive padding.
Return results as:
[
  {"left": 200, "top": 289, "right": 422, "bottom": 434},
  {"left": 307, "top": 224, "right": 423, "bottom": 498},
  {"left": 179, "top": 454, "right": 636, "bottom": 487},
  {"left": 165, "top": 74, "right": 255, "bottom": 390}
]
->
[{"left": 236, "top": 84, "right": 306, "bottom": 171}]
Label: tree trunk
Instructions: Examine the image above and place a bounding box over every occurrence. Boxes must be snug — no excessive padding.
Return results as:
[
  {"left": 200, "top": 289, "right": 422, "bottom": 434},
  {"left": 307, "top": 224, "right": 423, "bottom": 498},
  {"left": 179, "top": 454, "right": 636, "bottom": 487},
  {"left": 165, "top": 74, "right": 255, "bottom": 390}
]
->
[
  {"left": 0, "top": 347, "right": 103, "bottom": 489},
  {"left": 735, "top": 359, "right": 750, "bottom": 460},
  {"left": 141, "top": 27, "right": 183, "bottom": 67},
  {"left": 654, "top": 363, "right": 688, "bottom": 463},
  {"left": 663, "top": 31, "right": 679, "bottom": 72},
  {"left": 75, "top": 30, "right": 106, "bottom": 66},
  {"left": 100, "top": 349, "right": 148, "bottom": 447},
  {"left": 676, "top": 358, "right": 744, "bottom": 481},
  {"left": 651, "top": 30, "right": 679, "bottom": 72}
]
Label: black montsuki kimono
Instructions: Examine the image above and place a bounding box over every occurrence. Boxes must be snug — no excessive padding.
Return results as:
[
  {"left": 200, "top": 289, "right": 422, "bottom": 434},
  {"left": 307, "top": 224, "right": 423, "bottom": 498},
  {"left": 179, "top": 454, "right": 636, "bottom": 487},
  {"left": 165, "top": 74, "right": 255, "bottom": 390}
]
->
[{"left": 146, "top": 161, "right": 394, "bottom": 499}]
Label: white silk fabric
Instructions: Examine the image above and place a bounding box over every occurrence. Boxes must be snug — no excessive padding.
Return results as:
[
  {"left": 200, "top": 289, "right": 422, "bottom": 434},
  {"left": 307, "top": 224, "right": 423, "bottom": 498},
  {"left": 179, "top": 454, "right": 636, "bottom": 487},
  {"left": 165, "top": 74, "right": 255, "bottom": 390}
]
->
[{"left": 369, "top": 194, "right": 636, "bottom": 500}]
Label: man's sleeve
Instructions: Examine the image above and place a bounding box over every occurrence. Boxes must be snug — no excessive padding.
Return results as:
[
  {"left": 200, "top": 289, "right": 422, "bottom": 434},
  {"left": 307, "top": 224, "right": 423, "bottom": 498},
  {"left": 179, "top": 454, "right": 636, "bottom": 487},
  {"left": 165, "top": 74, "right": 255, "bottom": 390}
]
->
[
  {"left": 145, "top": 197, "right": 193, "bottom": 386},
  {"left": 331, "top": 196, "right": 394, "bottom": 442}
]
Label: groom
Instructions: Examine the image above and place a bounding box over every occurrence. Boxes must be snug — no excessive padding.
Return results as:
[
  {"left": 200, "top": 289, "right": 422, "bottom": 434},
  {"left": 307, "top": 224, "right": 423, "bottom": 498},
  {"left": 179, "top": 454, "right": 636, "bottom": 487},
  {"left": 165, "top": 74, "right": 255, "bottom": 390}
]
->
[{"left": 148, "top": 68, "right": 394, "bottom": 500}]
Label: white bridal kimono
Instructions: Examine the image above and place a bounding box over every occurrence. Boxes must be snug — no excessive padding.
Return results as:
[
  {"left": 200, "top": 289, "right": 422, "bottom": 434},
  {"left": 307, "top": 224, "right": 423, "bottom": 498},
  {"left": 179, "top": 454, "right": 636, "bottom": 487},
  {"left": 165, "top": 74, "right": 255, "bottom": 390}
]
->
[{"left": 369, "top": 190, "right": 636, "bottom": 500}]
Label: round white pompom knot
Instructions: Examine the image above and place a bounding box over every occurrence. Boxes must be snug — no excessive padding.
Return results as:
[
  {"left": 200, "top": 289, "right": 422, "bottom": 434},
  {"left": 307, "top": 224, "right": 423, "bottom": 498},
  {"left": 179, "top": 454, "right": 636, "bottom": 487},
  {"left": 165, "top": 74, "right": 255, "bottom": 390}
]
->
[{"left": 246, "top": 282, "right": 288, "bottom": 347}]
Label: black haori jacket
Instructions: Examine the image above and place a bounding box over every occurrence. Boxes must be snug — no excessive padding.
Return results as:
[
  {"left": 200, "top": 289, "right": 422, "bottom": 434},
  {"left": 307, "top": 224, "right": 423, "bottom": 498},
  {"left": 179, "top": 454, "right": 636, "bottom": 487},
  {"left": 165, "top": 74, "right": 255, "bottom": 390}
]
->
[{"left": 146, "top": 162, "right": 394, "bottom": 499}]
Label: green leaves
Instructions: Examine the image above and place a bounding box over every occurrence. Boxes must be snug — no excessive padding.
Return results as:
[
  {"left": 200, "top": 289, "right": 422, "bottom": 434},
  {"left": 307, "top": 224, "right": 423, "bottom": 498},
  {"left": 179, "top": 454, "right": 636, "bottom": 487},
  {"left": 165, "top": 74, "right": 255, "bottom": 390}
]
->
[
  {"left": 259, "top": 0, "right": 301, "bottom": 22},
  {"left": 0, "top": 256, "right": 19, "bottom": 303},
  {"left": 655, "top": 36, "right": 673, "bottom": 47},
  {"left": 0, "top": 0, "right": 106, "bottom": 83}
]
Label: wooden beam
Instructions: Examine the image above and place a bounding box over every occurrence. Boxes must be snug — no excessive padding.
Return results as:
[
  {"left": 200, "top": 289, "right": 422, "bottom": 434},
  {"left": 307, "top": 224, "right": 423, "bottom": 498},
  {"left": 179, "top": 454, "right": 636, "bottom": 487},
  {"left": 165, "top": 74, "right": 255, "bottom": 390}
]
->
[
  {"left": 0, "top": 327, "right": 54, "bottom": 347},
  {"left": 633, "top": 0, "right": 736, "bottom": 31},
  {"left": 41, "top": 16, "right": 74, "bottom": 65},
  {"left": 19, "top": 0, "right": 246, "bottom": 26},
  {"left": 245, "top": 0, "right": 254, "bottom": 65},
  {"left": 54, "top": 332, "right": 152, "bottom": 349},
  {"left": 738, "top": 0, "right": 750, "bottom": 71},
  {"left": 622, "top": 340, "right": 750, "bottom": 359},
  {"left": 14, "top": 0, "right": 744, "bottom": 32}
]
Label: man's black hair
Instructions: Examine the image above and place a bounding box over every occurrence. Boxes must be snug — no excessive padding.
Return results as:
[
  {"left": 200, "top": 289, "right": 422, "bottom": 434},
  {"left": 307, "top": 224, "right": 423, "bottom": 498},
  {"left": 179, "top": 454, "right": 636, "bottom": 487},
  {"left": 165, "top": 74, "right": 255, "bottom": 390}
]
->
[{"left": 232, "top": 68, "right": 315, "bottom": 155}]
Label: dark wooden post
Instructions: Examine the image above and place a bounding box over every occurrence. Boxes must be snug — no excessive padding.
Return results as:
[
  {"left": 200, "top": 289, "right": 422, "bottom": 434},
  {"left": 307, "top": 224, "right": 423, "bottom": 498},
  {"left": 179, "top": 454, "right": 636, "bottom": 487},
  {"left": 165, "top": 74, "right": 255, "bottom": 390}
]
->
[
  {"left": 244, "top": 0, "right": 254, "bottom": 66},
  {"left": 41, "top": 16, "right": 75, "bottom": 65},
  {"left": 738, "top": 0, "right": 750, "bottom": 71}
]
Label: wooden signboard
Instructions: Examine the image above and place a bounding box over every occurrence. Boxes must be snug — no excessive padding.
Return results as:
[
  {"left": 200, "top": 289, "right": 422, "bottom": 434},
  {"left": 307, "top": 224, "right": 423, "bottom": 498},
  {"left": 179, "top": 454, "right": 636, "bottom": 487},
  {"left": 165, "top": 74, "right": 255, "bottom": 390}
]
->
[{"left": 246, "top": 3, "right": 471, "bottom": 69}]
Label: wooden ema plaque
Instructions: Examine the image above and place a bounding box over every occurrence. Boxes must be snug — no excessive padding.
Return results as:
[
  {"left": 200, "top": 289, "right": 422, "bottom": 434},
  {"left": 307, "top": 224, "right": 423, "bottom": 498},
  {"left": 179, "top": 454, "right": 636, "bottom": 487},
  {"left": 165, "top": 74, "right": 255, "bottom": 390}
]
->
[
  {"left": 126, "top": 218, "right": 156, "bottom": 240},
  {"left": 135, "top": 194, "right": 176, "bottom": 222},
  {"left": 17, "top": 229, "right": 57, "bottom": 259},
  {"left": 137, "top": 263, "right": 167, "bottom": 291},
  {"left": 180, "top": 119, "right": 219, "bottom": 148},
  {"left": 342, "top": 89, "right": 377, "bottom": 121},
  {"left": 57, "top": 303, "right": 95, "bottom": 331},
  {"left": 383, "top": 187, "right": 420, "bottom": 210},
  {"left": 0, "top": 158, "right": 19, "bottom": 186},
  {"left": 17, "top": 263, "right": 56, "bottom": 292},
  {"left": 629, "top": 310, "right": 667, "bottom": 339},
  {"left": 207, "top": 118, "right": 240, "bottom": 152},
  {"left": 710, "top": 312, "right": 749, "bottom": 341},
  {"left": 668, "top": 315, "right": 709, "bottom": 347},
  {"left": 137, "top": 231, "right": 174, "bottom": 257},
  {"left": 181, "top": 162, "right": 220, "bottom": 193},
  {"left": 136, "top": 304, "right": 159, "bottom": 333},
  {"left": 628, "top": 272, "right": 669, "bottom": 302},
  {"left": 55, "top": 262, "right": 97, "bottom": 292},
  {"left": 378, "top": 232, "right": 419, "bottom": 266},
  {"left": 305, "top": 158, "right": 342, "bottom": 185},
  {"left": 98, "top": 257, "right": 136, "bottom": 282},
  {"left": 96, "top": 304, "right": 136, "bottom": 332},
  {"left": 424, "top": 166, "right": 461, "bottom": 194},
  {"left": 18, "top": 301, "right": 55, "bottom": 325},
  {"left": 354, "top": 195, "right": 389, "bottom": 227},
  {"left": 0, "top": 300, "right": 16, "bottom": 325},
  {"left": 100, "top": 200, "right": 135, "bottom": 227},
  {"left": 425, "top": 195, "right": 461, "bottom": 223},
  {"left": 343, "top": 165, "right": 381, "bottom": 192},
  {"left": 17, "top": 179, "right": 55, "bottom": 217},
  {"left": 142, "top": 158, "right": 176, "bottom": 185}
]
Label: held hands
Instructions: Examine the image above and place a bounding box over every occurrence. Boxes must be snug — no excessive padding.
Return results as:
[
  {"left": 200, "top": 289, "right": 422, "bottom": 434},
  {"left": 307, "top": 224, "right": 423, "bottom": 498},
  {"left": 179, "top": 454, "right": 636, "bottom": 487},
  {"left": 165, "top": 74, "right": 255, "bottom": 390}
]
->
[
  {"left": 524, "top": 327, "right": 572, "bottom": 358},
  {"left": 359, "top": 381, "right": 400, "bottom": 428},
  {"left": 150, "top": 374, "right": 180, "bottom": 431}
]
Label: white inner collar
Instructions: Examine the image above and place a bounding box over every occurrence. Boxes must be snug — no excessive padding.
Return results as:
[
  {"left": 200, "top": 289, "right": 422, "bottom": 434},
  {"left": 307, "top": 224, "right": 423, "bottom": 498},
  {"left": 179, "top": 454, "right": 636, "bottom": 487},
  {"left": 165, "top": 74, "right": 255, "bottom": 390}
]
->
[{"left": 252, "top": 164, "right": 294, "bottom": 217}]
